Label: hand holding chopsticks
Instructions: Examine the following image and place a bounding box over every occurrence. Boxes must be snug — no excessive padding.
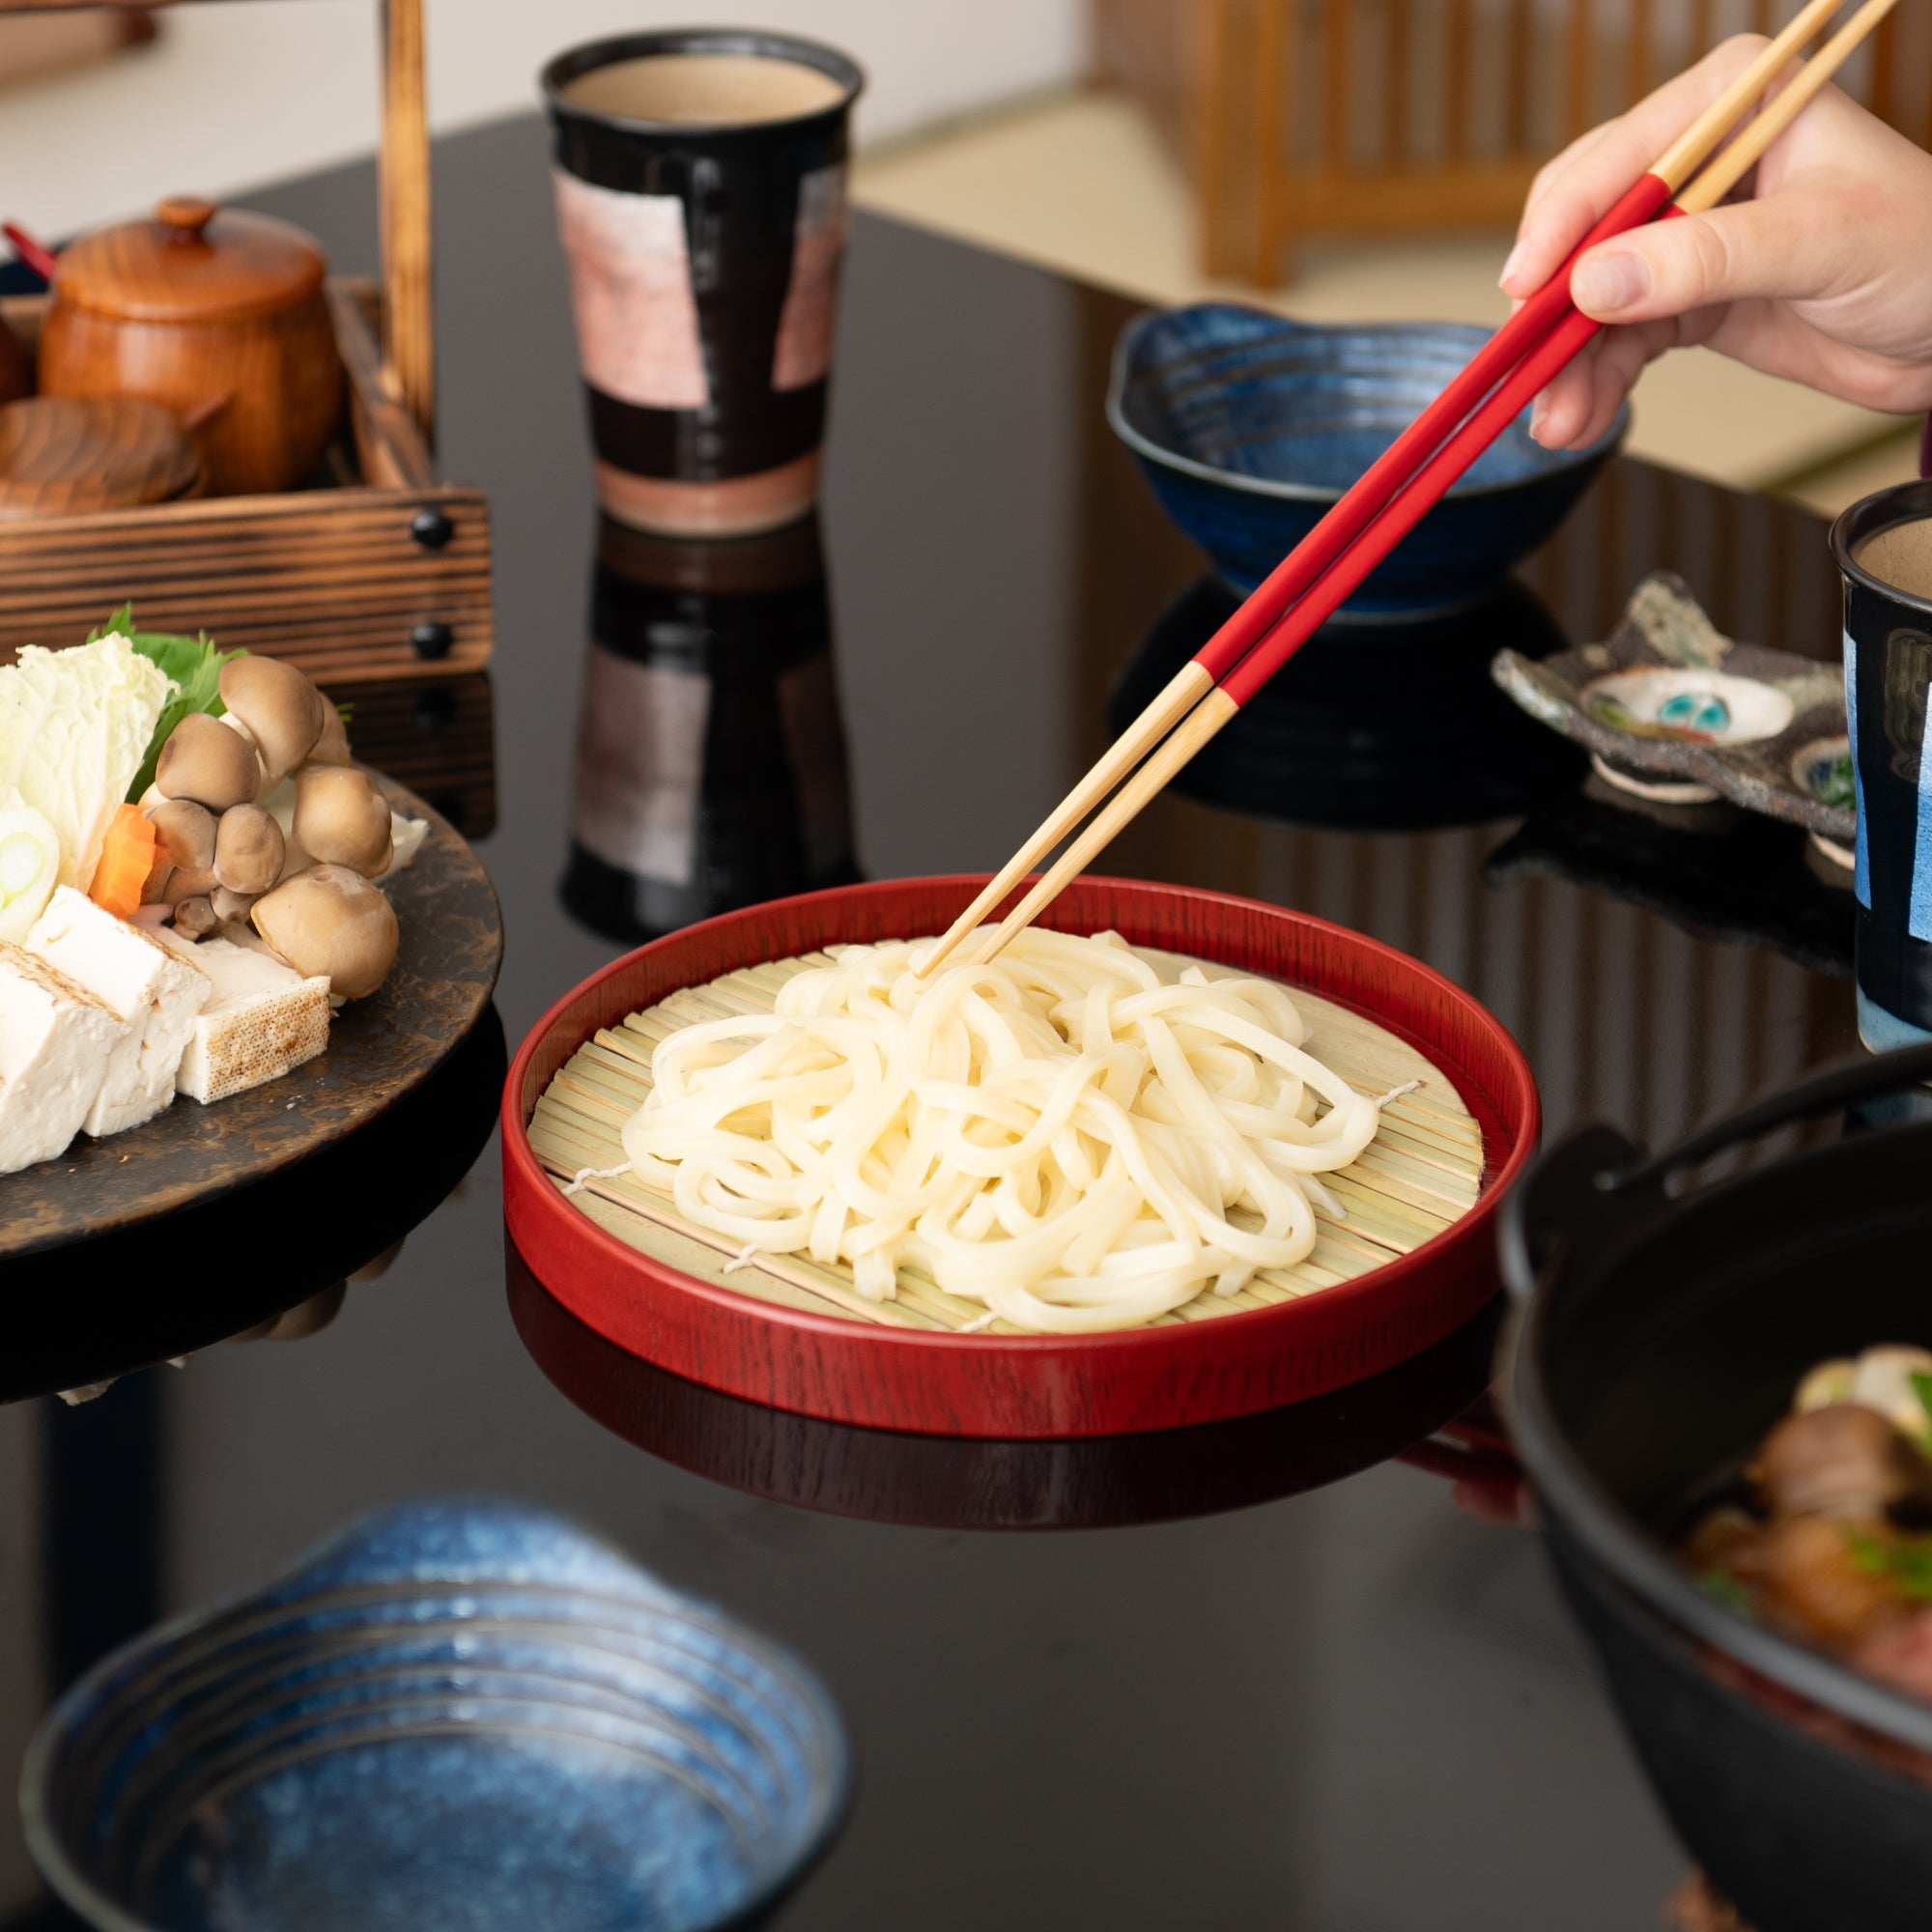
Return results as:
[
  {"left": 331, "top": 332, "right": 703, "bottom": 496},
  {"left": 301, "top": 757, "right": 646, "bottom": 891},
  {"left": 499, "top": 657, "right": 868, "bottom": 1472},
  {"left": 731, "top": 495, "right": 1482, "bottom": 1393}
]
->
[{"left": 920, "top": 0, "right": 1900, "bottom": 978}]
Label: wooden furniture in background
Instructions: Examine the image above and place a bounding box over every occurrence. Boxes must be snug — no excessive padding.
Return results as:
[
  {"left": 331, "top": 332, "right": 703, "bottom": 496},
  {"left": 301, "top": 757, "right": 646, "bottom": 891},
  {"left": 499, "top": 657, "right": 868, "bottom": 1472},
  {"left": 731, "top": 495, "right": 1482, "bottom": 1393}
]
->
[
  {"left": 1094, "top": 0, "right": 1932, "bottom": 284},
  {"left": 0, "top": 6, "right": 153, "bottom": 92},
  {"left": 0, "top": 0, "right": 488, "bottom": 682}
]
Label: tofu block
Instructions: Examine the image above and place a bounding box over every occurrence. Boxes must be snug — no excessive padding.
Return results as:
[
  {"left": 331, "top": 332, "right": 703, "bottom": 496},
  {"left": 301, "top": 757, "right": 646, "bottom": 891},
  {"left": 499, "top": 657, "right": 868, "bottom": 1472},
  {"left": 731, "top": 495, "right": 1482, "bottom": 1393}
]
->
[
  {"left": 156, "top": 935, "right": 331, "bottom": 1103},
  {"left": 0, "top": 942, "right": 127, "bottom": 1173},
  {"left": 27, "top": 888, "right": 212, "bottom": 1135}
]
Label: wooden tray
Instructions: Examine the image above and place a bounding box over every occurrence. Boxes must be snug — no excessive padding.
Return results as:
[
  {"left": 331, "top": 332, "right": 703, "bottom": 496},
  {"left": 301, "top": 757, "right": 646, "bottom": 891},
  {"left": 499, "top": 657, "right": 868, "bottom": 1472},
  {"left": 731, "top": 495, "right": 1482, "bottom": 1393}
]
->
[
  {"left": 0, "top": 0, "right": 492, "bottom": 682},
  {"left": 502, "top": 876, "right": 1539, "bottom": 1438},
  {"left": 0, "top": 772, "right": 501, "bottom": 1260},
  {"left": 0, "top": 284, "right": 490, "bottom": 682}
]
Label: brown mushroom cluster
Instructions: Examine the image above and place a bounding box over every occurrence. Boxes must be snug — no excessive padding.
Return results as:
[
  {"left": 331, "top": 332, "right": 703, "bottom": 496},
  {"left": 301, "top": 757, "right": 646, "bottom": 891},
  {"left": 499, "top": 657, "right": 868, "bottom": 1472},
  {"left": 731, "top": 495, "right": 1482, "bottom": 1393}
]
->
[{"left": 142, "top": 655, "right": 401, "bottom": 998}]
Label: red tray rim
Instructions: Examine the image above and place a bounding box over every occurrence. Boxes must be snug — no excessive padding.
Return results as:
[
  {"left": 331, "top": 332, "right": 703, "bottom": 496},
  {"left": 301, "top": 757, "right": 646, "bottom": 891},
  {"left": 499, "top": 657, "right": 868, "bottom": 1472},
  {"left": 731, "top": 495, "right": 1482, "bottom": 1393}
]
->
[{"left": 502, "top": 874, "right": 1540, "bottom": 1435}]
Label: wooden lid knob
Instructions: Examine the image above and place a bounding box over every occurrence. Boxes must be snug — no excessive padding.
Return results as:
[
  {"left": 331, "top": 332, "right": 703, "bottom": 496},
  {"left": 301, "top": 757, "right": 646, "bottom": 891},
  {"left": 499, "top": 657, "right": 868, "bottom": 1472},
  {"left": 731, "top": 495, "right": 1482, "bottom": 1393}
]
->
[
  {"left": 56, "top": 200, "right": 326, "bottom": 323},
  {"left": 156, "top": 196, "right": 218, "bottom": 242}
]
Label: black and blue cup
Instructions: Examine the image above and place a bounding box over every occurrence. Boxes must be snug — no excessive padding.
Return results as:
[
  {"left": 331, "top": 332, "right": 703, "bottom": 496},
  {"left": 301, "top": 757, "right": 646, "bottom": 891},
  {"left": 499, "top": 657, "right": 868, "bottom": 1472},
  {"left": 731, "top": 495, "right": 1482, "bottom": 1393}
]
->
[
  {"left": 1832, "top": 479, "right": 1932, "bottom": 1047},
  {"left": 543, "top": 29, "right": 864, "bottom": 537}
]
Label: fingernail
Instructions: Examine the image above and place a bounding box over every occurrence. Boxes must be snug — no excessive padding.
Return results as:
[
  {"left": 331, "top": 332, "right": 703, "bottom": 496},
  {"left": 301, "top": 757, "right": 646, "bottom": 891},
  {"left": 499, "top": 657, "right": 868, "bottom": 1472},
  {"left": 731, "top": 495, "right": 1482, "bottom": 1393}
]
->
[
  {"left": 1529, "top": 395, "right": 1551, "bottom": 444},
  {"left": 1498, "top": 239, "right": 1529, "bottom": 289},
  {"left": 1571, "top": 250, "right": 1650, "bottom": 315}
]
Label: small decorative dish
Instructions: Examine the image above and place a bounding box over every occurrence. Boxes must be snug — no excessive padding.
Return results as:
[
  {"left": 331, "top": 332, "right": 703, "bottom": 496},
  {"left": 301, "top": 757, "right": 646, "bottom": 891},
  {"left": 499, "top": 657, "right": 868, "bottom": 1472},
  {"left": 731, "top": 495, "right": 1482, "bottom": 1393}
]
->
[
  {"left": 1107, "top": 304, "right": 1625, "bottom": 615},
  {"left": 502, "top": 874, "right": 1539, "bottom": 1439},
  {"left": 1492, "top": 572, "right": 1854, "bottom": 858},
  {"left": 21, "top": 1497, "right": 849, "bottom": 1932},
  {"left": 1790, "top": 733, "right": 1857, "bottom": 867}
]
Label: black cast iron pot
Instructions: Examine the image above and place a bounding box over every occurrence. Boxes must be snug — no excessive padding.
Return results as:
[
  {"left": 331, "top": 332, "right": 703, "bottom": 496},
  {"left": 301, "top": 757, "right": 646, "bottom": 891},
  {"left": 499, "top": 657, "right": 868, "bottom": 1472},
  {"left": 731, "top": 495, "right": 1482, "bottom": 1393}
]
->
[{"left": 1501, "top": 1043, "right": 1932, "bottom": 1932}]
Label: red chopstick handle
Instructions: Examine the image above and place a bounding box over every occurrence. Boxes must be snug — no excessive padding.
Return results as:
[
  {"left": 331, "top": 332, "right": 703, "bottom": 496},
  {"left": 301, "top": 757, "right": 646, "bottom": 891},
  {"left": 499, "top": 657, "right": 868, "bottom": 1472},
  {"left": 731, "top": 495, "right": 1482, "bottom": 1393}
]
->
[
  {"left": 2, "top": 222, "right": 57, "bottom": 283},
  {"left": 1221, "top": 302, "right": 1606, "bottom": 708},
  {"left": 1192, "top": 170, "right": 1673, "bottom": 684}
]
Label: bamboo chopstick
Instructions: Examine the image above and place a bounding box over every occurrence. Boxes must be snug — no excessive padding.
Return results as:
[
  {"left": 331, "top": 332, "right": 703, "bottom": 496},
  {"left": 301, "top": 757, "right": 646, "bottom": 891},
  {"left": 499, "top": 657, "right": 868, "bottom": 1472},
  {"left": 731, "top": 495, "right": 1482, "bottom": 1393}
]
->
[
  {"left": 917, "top": 0, "right": 1858, "bottom": 980},
  {"left": 946, "top": 0, "right": 1895, "bottom": 971}
]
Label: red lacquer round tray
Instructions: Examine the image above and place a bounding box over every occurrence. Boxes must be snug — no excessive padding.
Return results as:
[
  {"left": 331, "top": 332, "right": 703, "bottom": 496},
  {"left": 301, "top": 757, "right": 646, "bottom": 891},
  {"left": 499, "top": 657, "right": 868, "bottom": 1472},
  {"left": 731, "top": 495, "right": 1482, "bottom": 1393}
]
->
[{"left": 501, "top": 875, "right": 1539, "bottom": 1438}]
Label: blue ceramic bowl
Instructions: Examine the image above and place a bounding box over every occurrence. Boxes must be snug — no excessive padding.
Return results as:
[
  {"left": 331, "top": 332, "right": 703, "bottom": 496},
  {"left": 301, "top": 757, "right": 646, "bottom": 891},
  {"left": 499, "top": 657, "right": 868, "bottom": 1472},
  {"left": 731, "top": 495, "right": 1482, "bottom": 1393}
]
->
[
  {"left": 1108, "top": 304, "right": 1627, "bottom": 616},
  {"left": 21, "top": 1500, "right": 849, "bottom": 1932}
]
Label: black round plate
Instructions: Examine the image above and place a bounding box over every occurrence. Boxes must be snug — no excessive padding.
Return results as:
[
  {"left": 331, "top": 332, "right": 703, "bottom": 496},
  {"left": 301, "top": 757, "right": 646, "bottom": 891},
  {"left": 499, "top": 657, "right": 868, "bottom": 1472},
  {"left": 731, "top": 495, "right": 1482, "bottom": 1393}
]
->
[{"left": 0, "top": 774, "right": 501, "bottom": 1260}]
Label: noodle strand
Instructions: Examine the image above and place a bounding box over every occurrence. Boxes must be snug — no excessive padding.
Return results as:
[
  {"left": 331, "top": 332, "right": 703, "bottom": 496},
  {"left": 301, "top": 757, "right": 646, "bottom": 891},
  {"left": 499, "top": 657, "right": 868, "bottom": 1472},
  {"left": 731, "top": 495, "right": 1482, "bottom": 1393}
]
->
[{"left": 621, "top": 931, "right": 1412, "bottom": 1334}]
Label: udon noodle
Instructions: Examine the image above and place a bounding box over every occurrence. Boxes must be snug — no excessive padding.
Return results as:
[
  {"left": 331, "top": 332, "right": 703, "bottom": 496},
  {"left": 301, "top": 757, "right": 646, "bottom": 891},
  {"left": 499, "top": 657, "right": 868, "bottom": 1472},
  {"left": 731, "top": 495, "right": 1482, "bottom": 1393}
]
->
[{"left": 620, "top": 929, "right": 1396, "bottom": 1333}]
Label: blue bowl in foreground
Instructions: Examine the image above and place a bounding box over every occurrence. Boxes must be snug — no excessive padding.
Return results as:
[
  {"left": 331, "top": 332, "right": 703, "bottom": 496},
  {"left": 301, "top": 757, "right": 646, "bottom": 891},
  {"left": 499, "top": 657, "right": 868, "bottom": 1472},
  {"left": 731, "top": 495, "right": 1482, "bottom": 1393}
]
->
[
  {"left": 21, "top": 1499, "right": 849, "bottom": 1932},
  {"left": 1108, "top": 304, "right": 1627, "bottom": 617}
]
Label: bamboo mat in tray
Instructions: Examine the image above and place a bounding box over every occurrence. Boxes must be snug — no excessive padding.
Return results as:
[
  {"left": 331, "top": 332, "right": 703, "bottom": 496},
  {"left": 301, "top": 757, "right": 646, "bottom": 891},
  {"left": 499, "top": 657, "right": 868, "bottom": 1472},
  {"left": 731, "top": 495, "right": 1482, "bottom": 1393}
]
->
[{"left": 528, "top": 949, "right": 1485, "bottom": 1335}]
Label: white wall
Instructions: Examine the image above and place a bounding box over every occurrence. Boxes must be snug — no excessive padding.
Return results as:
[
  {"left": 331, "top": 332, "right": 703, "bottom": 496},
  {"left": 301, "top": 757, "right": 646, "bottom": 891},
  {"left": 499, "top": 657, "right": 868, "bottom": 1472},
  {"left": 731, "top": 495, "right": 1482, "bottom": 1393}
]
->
[{"left": 3, "top": 0, "right": 1086, "bottom": 241}]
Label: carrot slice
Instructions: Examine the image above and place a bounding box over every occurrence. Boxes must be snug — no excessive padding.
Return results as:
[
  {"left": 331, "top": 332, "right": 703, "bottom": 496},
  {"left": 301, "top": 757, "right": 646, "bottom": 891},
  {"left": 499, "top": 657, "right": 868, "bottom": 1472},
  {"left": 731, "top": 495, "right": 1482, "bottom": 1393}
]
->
[{"left": 89, "top": 803, "right": 161, "bottom": 921}]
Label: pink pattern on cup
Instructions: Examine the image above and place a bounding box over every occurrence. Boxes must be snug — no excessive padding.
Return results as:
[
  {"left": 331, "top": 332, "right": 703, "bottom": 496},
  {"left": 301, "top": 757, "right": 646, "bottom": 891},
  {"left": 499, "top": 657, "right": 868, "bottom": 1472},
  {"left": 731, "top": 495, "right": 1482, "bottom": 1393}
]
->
[
  {"left": 554, "top": 172, "right": 710, "bottom": 412},
  {"left": 773, "top": 164, "right": 849, "bottom": 393}
]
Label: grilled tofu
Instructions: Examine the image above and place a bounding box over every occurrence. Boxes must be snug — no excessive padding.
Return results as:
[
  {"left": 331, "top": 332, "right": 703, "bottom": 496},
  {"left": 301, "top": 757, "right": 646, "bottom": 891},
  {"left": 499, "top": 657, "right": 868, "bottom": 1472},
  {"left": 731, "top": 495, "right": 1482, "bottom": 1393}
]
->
[
  {"left": 155, "top": 934, "right": 331, "bottom": 1103},
  {"left": 0, "top": 943, "right": 126, "bottom": 1173},
  {"left": 27, "top": 888, "right": 212, "bottom": 1135}
]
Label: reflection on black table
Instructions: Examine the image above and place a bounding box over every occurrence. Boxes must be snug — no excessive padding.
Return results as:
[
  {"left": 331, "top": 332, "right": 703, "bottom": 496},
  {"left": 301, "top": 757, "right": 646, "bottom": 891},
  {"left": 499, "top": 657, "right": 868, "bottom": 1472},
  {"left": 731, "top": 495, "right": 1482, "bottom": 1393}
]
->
[
  {"left": 0, "top": 1007, "right": 506, "bottom": 1404},
  {"left": 563, "top": 514, "right": 858, "bottom": 945},
  {"left": 1, "top": 125, "right": 1876, "bottom": 1932},
  {"left": 1489, "top": 777, "right": 1857, "bottom": 978},
  {"left": 507, "top": 1239, "right": 1501, "bottom": 1533},
  {"left": 1109, "top": 573, "right": 1583, "bottom": 831}
]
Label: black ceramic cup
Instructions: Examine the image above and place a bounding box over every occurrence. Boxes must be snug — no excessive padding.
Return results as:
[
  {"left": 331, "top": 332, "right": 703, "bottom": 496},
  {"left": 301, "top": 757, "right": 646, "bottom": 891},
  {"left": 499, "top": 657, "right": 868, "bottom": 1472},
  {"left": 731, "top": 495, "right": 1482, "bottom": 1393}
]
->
[
  {"left": 543, "top": 29, "right": 865, "bottom": 537},
  {"left": 1831, "top": 479, "right": 1932, "bottom": 1047}
]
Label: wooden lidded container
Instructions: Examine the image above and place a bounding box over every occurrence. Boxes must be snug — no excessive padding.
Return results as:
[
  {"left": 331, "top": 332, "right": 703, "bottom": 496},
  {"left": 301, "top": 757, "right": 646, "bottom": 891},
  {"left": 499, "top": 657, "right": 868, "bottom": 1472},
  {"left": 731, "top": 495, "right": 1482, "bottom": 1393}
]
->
[
  {"left": 39, "top": 193, "right": 343, "bottom": 496},
  {"left": 0, "top": 0, "right": 492, "bottom": 684}
]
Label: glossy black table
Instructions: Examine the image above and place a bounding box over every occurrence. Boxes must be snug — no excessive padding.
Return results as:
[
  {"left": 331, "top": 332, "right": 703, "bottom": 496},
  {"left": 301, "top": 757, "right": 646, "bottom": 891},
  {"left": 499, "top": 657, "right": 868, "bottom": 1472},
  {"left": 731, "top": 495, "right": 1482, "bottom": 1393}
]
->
[{"left": 0, "top": 114, "right": 1863, "bottom": 1931}]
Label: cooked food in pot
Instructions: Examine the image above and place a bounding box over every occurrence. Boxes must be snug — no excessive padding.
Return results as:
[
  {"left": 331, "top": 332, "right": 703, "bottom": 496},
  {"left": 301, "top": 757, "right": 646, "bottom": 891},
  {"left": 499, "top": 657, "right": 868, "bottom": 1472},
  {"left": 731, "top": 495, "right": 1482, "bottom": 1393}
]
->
[{"left": 1682, "top": 1345, "right": 1932, "bottom": 1701}]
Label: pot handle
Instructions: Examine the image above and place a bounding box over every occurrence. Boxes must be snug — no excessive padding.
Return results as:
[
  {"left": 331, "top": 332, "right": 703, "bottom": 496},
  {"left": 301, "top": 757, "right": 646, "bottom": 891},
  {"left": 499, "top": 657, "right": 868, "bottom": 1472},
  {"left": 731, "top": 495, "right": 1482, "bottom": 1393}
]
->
[
  {"left": 1500, "top": 1122, "right": 1648, "bottom": 1301},
  {"left": 1603, "top": 1041, "right": 1932, "bottom": 1193},
  {"left": 1500, "top": 1042, "right": 1932, "bottom": 1301}
]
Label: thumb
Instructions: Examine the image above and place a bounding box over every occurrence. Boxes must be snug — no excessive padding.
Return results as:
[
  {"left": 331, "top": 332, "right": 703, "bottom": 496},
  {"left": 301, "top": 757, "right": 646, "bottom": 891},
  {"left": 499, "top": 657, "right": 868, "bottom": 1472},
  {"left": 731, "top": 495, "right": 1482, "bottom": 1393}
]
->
[{"left": 1567, "top": 192, "right": 1842, "bottom": 324}]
